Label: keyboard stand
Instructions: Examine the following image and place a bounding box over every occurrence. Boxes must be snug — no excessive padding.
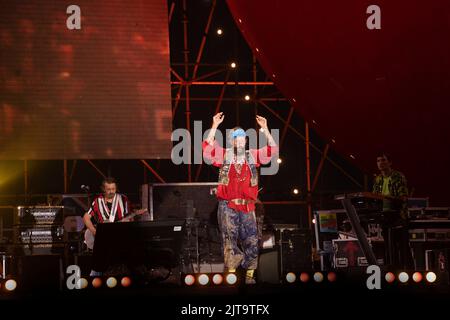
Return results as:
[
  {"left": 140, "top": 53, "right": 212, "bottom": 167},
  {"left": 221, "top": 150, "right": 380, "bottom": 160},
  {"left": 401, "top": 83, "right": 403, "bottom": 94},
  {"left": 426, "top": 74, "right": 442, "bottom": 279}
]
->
[{"left": 337, "top": 196, "right": 378, "bottom": 266}]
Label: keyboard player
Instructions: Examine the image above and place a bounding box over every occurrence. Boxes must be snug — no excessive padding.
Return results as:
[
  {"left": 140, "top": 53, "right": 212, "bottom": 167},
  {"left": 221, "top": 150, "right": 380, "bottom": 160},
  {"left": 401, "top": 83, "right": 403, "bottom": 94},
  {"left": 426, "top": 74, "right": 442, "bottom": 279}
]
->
[
  {"left": 372, "top": 152, "right": 413, "bottom": 269},
  {"left": 373, "top": 153, "right": 408, "bottom": 214}
]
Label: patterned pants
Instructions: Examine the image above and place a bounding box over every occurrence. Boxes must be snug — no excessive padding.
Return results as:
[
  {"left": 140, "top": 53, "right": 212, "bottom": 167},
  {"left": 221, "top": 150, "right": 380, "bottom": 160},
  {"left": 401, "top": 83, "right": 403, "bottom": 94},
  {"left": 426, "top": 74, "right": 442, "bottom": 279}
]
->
[{"left": 217, "top": 200, "right": 259, "bottom": 270}]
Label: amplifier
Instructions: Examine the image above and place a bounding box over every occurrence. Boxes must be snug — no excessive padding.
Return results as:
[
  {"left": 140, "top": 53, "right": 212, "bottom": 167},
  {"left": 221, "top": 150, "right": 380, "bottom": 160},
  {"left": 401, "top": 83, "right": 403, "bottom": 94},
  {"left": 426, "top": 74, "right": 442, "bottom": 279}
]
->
[
  {"left": 407, "top": 197, "right": 429, "bottom": 208},
  {"left": 409, "top": 228, "right": 450, "bottom": 242},
  {"left": 14, "top": 206, "right": 67, "bottom": 255},
  {"left": 14, "top": 225, "right": 65, "bottom": 255},
  {"left": 275, "top": 227, "right": 312, "bottom": 272},
  {"left": 408, "top": 207, "right": 450, "bottom": 220},
  {"left": 424, "top": 248, "right": 450, "bottom": 284},
  {"left": 16, "top": 206, "right": 65, "bottom": 225},
  {"left": 16, "top": 243, "right": 65, "bottom": 256},
  {"left": 18, "top": 226, "right": 64, "bottom": 244},
  {"left": 425, "top": 248, "right": 450, "bottom": 272},
  {"left": 409, "top": 230, "right": 450, "bottom": 270},
  {"left": 423, "top": 207, "right": 450, "bottom": 218}
]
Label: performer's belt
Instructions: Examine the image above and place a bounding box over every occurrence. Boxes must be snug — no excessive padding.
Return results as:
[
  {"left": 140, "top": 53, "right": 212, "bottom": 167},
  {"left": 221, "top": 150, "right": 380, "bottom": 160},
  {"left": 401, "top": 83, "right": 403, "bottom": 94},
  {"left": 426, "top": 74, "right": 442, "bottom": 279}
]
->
[{"left": 230, "top": 198, "right": 254, "bottom": 205}]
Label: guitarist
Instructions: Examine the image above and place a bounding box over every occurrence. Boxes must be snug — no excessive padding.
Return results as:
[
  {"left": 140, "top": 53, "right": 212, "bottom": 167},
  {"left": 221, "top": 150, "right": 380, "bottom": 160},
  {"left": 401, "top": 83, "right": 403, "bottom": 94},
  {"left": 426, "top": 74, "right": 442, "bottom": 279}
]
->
[{"left": 83, "top": 177, "right": 129, "bottom": 238}]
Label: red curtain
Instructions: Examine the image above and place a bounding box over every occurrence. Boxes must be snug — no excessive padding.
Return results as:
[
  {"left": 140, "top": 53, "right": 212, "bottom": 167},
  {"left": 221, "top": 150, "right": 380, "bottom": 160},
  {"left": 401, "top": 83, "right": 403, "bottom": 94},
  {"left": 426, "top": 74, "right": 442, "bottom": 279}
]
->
[{"left": 227, "top": 0, "right": 450, "bottom": 205}]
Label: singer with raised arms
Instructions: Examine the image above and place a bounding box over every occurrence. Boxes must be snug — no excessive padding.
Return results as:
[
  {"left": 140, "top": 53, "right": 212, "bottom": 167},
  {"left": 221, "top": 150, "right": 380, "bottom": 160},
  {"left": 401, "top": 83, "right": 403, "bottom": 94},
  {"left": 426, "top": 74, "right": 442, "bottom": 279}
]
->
[{"left": 202, "top": 112, "right": 278, "bottom": 284}]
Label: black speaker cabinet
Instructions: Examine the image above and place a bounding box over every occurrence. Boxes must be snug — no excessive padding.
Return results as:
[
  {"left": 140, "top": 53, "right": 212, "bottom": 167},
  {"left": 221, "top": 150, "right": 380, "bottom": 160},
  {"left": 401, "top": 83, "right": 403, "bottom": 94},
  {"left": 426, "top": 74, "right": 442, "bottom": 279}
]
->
[
  {"left": 277, "top": 228, "right": 313, "bottom": 273},
  {"left": 15, "top": 255, "right": 63, "bottom": 292},
  {"left": 425, "top": 248, "right": 450, "bottom": 284},
  {"left": 257, "top": 249, "right": 279, "bottom": 284}
]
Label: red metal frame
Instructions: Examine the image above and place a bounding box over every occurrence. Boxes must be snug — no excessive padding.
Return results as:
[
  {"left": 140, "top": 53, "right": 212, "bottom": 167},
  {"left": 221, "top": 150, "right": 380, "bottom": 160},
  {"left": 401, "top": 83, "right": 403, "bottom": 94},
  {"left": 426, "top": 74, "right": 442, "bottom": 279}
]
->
[
  {"left": 305, "top": 122, "right": 312, "bottom": 229},
  {"left": 14, "top": 1, "right": 363, "bottom": 224},
  {"left": 312, "top": 144, "right": 330, "bottom": 192},
  {"left": 87, "top": 160, "right": 106, "bottom": 179},
  {"left": 141, "top": 160, "right": 166, "bottom": 183}
]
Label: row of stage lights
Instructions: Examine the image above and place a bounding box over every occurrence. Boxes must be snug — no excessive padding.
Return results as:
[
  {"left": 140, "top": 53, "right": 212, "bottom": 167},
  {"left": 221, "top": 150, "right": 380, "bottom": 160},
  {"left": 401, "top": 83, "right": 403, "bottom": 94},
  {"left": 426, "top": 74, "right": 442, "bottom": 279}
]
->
[
  {"left": 0, "top": 271, "right": 440, "bottom": 293},
  {"left": 183, "top": 273, "right": 238, "bottom": 286},
  {"left": 75, "top": 276, "right": 133, "bottom": 289},
  {"left": 284, "top": 271, "right": 438, "bottom": 284},
  {"left": 285, "top": 271, "right": 337, "bottom": 283},
  {"left": 385, "top": 271, "right": 437, "bottom": 284},
  {"left": 0, "top": 276, "right": 134, "bottom": 293}
]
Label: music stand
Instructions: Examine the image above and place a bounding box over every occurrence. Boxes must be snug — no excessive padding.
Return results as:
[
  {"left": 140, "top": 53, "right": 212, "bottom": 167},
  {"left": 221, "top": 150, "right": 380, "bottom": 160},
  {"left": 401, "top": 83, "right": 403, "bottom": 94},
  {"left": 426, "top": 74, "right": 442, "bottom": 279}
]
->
[{"left": 92, "top": 220, "right": 185, "bottom": 273}]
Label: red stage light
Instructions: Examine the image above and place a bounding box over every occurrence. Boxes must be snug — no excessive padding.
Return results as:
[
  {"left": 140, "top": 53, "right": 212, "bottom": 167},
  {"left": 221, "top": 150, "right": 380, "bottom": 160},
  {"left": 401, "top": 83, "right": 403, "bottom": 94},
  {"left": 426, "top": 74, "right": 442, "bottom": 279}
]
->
[
  {"left": 385, "top": 272, "right": 395, "bottom": 283},
  {"left": 412, "top": 272, "right": 423, "bottom": 283},
  {"left": 300, "top": 272, "right": 309, "bottom": 282},
  {"left": 184, "top": 274, "right": 195, "bottom": 286},
  {"left": 121, "top": 276, "right": 132, "bottom": 287},
  {"left": 92, "top": 277, "right": 102, "bottom": 288},
  {"left": 327, "top": 272, "right": 337, "bottom": 282},
  {"left": 212, "top": 274, "right": 223, "bottom": 285}
]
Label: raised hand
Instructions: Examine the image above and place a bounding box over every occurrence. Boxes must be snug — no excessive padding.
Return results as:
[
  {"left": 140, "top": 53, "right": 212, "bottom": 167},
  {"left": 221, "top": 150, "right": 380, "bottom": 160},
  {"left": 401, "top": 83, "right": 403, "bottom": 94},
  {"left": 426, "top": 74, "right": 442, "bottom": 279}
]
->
[
  {"left": 212, "top": 112, "right": 224, "bottom": 128},
  {"left": 256, "top": 115, "right": 268, "bottom": 129}
]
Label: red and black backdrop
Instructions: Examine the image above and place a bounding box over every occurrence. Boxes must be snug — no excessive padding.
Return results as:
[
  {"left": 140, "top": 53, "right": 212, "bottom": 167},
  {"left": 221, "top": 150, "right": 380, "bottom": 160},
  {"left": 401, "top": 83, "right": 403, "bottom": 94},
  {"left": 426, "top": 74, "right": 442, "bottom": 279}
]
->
[{"left": 227, "top": 0, "right": 450, "bottom": 205}]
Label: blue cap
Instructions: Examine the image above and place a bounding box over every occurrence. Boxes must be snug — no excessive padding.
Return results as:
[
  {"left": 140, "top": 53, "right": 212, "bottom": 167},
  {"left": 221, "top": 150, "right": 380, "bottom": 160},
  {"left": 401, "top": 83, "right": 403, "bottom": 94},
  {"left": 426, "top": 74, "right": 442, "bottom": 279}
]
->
[{"left": 231, "top": 128, "right": 246, "bottom": 139}]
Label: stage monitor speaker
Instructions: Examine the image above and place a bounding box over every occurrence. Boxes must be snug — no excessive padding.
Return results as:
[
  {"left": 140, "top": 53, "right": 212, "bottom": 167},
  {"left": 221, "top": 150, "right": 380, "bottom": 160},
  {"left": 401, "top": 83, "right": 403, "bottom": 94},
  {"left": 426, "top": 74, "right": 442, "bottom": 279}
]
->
[
  {"left": 92, "top": 219, "right": 186, "bottom": 273},
  {"left": 15, "top": 255, "right": 63, "bottom": 292},
  {"left": 142, "top": 182, "right": 218, "bottom": 221},
  {"left": 257, "top": 249, "right": 279, "bottom": 284},
  {"left": 277, "top": 228, "right": 313, "bottom": 272}
]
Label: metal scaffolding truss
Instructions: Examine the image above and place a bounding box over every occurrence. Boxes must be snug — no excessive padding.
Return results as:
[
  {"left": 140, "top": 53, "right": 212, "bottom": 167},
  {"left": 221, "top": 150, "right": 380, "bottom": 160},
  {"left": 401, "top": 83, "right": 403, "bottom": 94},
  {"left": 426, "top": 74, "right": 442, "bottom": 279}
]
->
[
  {"left": 1, "top": 0, "right": 365, "bottom": 225},
  {"left": 164, "top": 0, "right": 365, "bottom": 225}
]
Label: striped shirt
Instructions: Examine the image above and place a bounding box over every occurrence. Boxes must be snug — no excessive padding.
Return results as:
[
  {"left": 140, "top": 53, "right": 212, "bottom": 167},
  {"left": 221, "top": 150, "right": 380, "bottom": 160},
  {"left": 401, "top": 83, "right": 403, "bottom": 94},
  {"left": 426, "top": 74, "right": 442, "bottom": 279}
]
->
[{"left": 87, "top": 193, "right": 129, "bottom": 224}]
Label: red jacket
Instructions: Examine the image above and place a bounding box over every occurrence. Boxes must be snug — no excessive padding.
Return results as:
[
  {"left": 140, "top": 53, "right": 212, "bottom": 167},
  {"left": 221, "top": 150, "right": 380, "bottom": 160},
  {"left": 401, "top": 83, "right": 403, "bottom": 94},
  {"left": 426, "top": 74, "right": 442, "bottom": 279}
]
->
[{"left": 202, "top": 140, "right": 278, "bottom": 212}]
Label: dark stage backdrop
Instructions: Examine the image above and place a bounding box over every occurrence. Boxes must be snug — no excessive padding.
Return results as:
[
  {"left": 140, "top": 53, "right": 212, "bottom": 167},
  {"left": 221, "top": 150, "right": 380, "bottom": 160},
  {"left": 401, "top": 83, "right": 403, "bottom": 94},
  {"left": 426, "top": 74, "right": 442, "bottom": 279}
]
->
[
  {"left": 0, "top": 0, "right": 172, "bottom": 159},
  {"left": 227, "top": 0, "right": 450, "bottom": 205}
]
